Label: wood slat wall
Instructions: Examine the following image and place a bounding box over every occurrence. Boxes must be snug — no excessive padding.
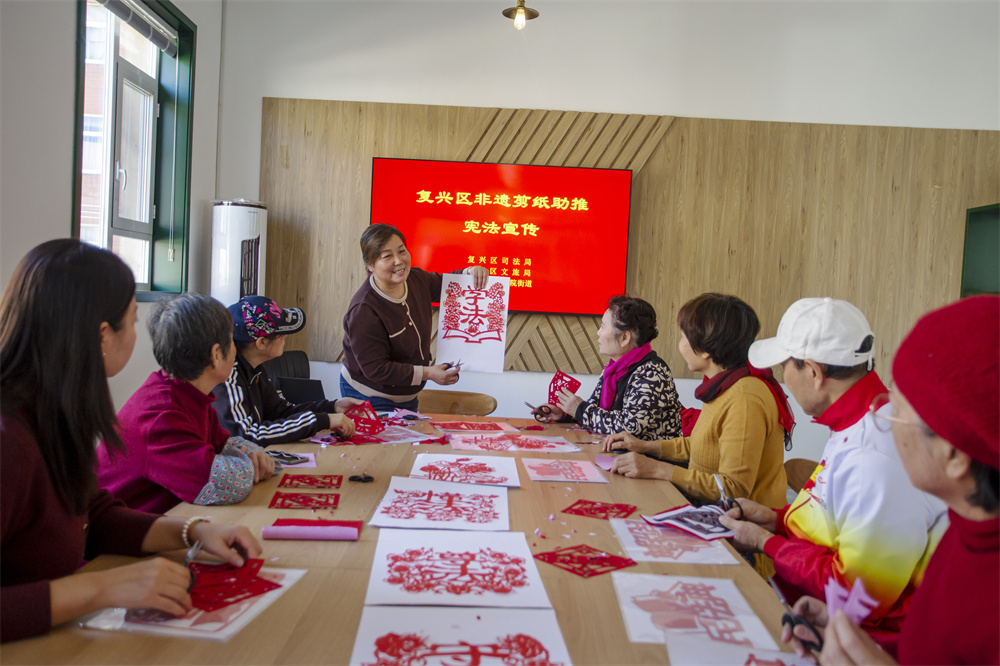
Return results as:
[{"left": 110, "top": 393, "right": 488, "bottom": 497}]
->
[{"left": 259, "top": 98, "right": 999, "bottom": 380}]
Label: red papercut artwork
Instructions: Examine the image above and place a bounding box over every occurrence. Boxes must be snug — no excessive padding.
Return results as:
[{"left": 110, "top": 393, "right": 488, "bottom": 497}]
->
[
  {"left": 268, "top": 491, "right": 341, "bottom": 509},
  {"left": 533, "top": 544, "right": 636, "bottom": 578},
  {"left": 346, "top": 401, "right": 386, "bottom": 435},
  {"left": 419, "top": 457, "right": 508, "bottom": 485},
  {"left": 434, "top": 421, "right": 512, "bottom": 431},
  {"left": 365, "top": 632, "right": 563, "bottom": 666},
  {"left": 188, "top": 559, "right": 282, "bottom": 612},
  {"left": 440, "top": 281, "right": 506, "bottom": 344},
  {"left": 548, "top": 371, "right": 582, "bottom": 404},
  {"left": 385, "top": 547, "right": 528, "bottom": 595},
  {"left": 561, "top": 499, "right": 636, "bottom": 520},
  {"left": 525, "top": 460, "right": 590, "bottom": 481},
  {"left": 279, "top": 474, "right": 343, "bottom": 488},
  {"left": 626, "top": 520, "right": 710, "bottom": 559},
  {"left": 454, "top": 435, "right": 570, "bottom": 451},
  {"left": 632, "top": 580, "right": 750, "bottom": 645},
  {"left": 381, "top": 489, "right": 500, "bottom": 523}
]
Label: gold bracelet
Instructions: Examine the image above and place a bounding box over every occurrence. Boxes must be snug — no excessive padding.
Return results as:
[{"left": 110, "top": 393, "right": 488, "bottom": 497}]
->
[{"left": 182, "top": 515, "right": 211, "bottom": 547}]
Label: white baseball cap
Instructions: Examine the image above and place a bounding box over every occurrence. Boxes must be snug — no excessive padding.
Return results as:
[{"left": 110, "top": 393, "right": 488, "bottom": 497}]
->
[{"left": 749, "top": 298, "right": 875, "bottom": 369}]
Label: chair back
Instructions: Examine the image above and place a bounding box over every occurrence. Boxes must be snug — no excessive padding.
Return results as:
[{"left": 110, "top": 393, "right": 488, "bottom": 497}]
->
[
  {"left": 784, "top": 457, "right": 820, "bottom": 494},
  {"left": 417, "top": 389, "right": 498, "bottom": 416},
  {"left": 260, "top": 350, "right": 311, "bottom": 386}
]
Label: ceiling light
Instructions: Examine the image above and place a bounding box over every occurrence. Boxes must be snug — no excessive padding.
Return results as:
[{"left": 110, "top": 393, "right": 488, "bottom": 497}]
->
[{"left": 502, "top": 0, "right": 539, "bottom": 30}]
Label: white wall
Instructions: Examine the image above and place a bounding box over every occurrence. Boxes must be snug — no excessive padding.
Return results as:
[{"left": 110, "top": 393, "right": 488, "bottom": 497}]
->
[{"left": 215, "top": 0, "right": 999, "bottom": 201}]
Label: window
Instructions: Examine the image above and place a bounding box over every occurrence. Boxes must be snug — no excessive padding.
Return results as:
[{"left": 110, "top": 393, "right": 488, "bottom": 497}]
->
[{"left": 74, "top": 0, "right": 196, "bottom": 297}]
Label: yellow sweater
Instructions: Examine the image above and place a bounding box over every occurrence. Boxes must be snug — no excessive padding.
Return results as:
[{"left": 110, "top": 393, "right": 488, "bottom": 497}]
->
[{"left": 659, "top": 376, "right": 787, "bottom": 510}]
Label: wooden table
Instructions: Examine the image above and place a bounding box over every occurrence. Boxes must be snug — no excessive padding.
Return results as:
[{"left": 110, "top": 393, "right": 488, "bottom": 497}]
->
[{"left": 2, "top": 417, "right": 791, "bottom": 665}]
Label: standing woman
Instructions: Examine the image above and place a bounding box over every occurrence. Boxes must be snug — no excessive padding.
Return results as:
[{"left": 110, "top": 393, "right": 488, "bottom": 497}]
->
[
  {"left": 341, "top": 224, "right": 487, "bottom": 411},
  {"left": 534, "top": 295, "right": 683, "bottom": 440},
  {"left": 0, "top": 239, "right": 260, "bottom": 643},
  {"left": 603, "top": 293, "right": 792, "bottom": 574}
]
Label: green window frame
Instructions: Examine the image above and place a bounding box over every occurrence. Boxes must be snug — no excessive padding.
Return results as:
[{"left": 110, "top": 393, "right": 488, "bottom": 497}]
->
[{"left": 72, "top": 0, "right": 196, "bottom": 299}]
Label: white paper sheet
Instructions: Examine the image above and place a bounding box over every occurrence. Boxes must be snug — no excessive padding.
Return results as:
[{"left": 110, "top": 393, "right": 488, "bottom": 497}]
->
[
  {"left": 611, "top": 572, "right": 778, "bottom": 649},
  {"left": 81, "top": 568, "right": 306, "bottom": 642},
  {"left": 365, "top": 529, "right": 551, "bottom": 608},
  {"left": 665, "top": 633, "right": 812, "bottom": 666},
  {"left": 349, "top": 606, "right": 573, "bottom": 666},
  {"left": 521, "top": 458, "right": 609, "bottom": 483},
  {"left": 436, "top": 274, "right": 510, "bottom": 374},
  {"left": 409, "top": 453, "right": 521, "bottom": 488},
  {"left": 368, "top": 476, "right": 509, "bottom": 531},
  {"left": 610, "top": 519, "right": 737, "bottom": 565},
  {"left": 450, "top": 433, "right": 581, "bottom": 453}
]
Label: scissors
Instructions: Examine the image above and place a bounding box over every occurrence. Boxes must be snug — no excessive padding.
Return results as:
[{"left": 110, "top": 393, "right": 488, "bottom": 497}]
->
[
  {"left": 523, "top": 401, "right": 552, "bottom": 421},
  {"left": 183, "top": 540, "right": 202, "bottom": 592},
  {"left": 714, "top": 473, "right": 744, "bottom": 519},
  {"left": 443, "top": 359, "right": 462, "bottom": 370},
  {"left": 769, "top": 577, "right": 824, "bottom": 652}
]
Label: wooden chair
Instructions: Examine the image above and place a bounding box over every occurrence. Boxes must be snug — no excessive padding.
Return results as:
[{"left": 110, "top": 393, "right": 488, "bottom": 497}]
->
[
  {"left": 417, "top": 389, "right": 498, "bottom": 416},
  {"left": 784, "top": 458, "right": 820, "bottom": 494}
]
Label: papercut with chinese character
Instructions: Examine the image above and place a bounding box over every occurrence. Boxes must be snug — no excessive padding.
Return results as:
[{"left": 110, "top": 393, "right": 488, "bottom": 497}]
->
[
  {"left": 562, "top": 499, "right": 636, "bottom": 520},
  {"left": 410, "top": 453, "right": 521, "bottom": 488},
  {"left": 533, "top": 544, "right": 636, "bottom": 578},
  {"left": 436, "top": 274, "right": 510, "bottom": 374},
  {"left": 268, "top": 491, "right": 341, "bottom": 509},
  {"left": 612, "top": 572, "right": 778, "bottom": 648},
  {"left": 641, "top": 504, "right": 735, "bottom": 540},
  {"left": 450, "top": 433, "right": 581, "bottom": 453},
  {"left": 610, "top": 519, "right": 737, "bottom": 565},
  {"left": 83, "top": 568, "right": 306, "bottom": 642},
  {"left": 433, "top": 421, "right": 517, "bottom": 432},
  {"left": 365, "top": 529, "right": 550, "bottom": 608},
  {"left": 548, "top": 371, "right": 582, "bottom": 405},
  {"left": 521, "top": 458, "right": 608, "bottom": 484},
  {"left": 368, "top": 476, "right": 509, "bottom": 531},
  {"left": 665, "top": 634, "right": 812, "bottom": 666},
  {"left": 349, "top": 606, "right": 573, "bottom": 666},
  {"left": 278, "top": 474, "right": 343, "bottom": 488}
]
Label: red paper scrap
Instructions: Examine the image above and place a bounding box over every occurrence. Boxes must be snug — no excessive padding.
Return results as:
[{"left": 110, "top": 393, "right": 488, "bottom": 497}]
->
[
  {"left": 533, "top": 544, "right": 636, "bottom": 578},
  {"left": 188, "top": 559, "right": 281, "bottom": 612},
  {"left": 268, "top": 491, "right": 341, "bottom": 509},
  {"left": 345, "top": 401, "right": 385, "bottom": 435},
  {"left": 562, "top": 499, "right": 637, "bottom": 520},
  {"left": 278, "top": 474, "right": 343, "bottom": 488},
  {"left": 548, "top": 371, "right": 582, "bottom": 405}
]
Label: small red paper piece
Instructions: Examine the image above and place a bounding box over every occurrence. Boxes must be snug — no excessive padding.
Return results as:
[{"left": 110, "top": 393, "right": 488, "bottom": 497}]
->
[
  {"left": 268, "top": 491, "right": 341, "bottom": 509},
  {"left": 548, "top": 371, "right": 582, "bottom": 405},
  {"left": 562, "top": 499, "right": 637, "bottom": 520},
  {"left": 345, "top": 401, "right": 385, "bottom": 435},
  {"left": 272, "top": 518, "right": 363, "bottom": 529},
  {"left": 434, "top": 421, "right": 510, "bottom": 431},
  {"left": 523, "top": 425, "right": 545, "bottom": 431},
  {"left": 279, "top": 474, "right": 343, "bottom": 488},
  {"left": 533, "top": 544, "right": 636, "bottom": 578},
  {"left": 188, "top": 559, "right": 281, "bottom": 612}
]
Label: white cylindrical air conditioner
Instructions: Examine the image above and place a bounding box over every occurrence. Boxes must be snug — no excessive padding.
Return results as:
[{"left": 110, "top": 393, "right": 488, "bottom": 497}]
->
[{"left": 210, "top": 199, "right": 268, "bottom": 308}]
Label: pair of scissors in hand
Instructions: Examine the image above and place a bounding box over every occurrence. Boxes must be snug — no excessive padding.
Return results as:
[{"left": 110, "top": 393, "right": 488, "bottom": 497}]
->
[
  {"left": 768, "top": 577, "right": 824, "bottom": 652},
  {"left": 183, "top": 540, "right": 202, "bottom": 592},
  {"left": 714, "top": 473, "right": 744, "bottom": 519},
  {"left": 524, "top": 401, "right": 552, "bottom": 421}
]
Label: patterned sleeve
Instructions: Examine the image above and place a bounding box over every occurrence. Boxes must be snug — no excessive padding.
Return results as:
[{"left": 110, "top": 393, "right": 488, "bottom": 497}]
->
[
  {"left": 576, "top": 361, "right": 683, "bottom": 440},
  {"left": 192, "top": 441, "right": 255, "bottom": 505}
]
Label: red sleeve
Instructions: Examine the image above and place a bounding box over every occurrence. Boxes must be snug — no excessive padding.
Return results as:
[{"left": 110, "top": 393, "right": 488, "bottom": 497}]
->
[
  {"left": 770, "top": 537, "right": 852, "bottom": 600},
  {"left": 774, "top": 504, "right": 792, "bottom": 537}
]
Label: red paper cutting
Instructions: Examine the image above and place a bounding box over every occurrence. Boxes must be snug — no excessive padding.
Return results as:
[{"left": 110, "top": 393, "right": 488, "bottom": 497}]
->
[
  {"left": 279, "top": 474, "right": 343, "bottom": 488},
  {"left": 418, "top": 457, "right": 508, "bottom": 485},
  {"left": 380, "top": 489, "right": 500, "bottom": 522},
  {"left": 440, "top": 281, "right": 506, "bottom": 343},
  {"left": 561, "top": 499, "right": 637, "bottom": 520},
  {"left": 533, "top": 544, "right": 636, "bottom": 578},
  {"left": 366, "top": 632, "right": 562, "bottom": 666},
  {"left": 188, "top": 559, "right": 281, "bottom": 612},
  {"left": 385, "top": 547, "right": 528, "bottom": 595},
  {"left": 345, "top": 401, "right": 385, "bottom": 435},
  {"left": 434, "top": 421, "right": 511, "bottom": 431},
  {"left": 268, "top": 491, "right": 341, "bottom": 509},
  {"left": 272, "top": 518, "right": 363, "bottom": 529},
  {"left": 632, "top": 580, "right": 750, "bottom": 645},
  {"left": 548, "top": 371, "right": 582, "bottom": 405}
]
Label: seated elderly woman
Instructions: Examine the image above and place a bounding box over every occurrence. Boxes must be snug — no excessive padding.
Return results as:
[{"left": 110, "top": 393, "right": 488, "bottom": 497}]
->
[
  {"left": 604, "top": 293, "right": 792, "bottom": 574},
  {"left": 535, "top": 295, "right": 683, "bottom": 440}
]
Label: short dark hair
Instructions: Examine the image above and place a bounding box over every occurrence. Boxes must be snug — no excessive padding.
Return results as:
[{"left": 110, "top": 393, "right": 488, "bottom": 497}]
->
[
  {"left": 792, "top": 336, "right": 875, "bottom": 380},
  {"left": 149, "top": 293, "right": 232, "bottom": 381},
  {"left": 968, "top": 457, "right": 1000, "bottom": 512},
  {"left": 361, "top": 223, "right": 407, "bottom": 267},
  {"left": 607, "top": 295, "right": 659, "bottom": 347},
  {"left": 235, "top": 333, "right": 280, "bottom": 355},
  {"left": 677, "top": 293, "right": 760, "bottom": 370},
  {"left": 0, "top": 239, "right": 135, "bottom": 513}
]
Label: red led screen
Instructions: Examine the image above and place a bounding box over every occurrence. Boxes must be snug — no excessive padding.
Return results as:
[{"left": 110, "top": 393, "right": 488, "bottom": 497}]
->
[{"left": 370, "top": 158, "right": 631, "bottom": 316}]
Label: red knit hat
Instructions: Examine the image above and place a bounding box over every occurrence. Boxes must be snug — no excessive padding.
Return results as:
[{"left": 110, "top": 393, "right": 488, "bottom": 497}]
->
[{"left": 893, "top": 295, "right": 1000, "bottom": 469}]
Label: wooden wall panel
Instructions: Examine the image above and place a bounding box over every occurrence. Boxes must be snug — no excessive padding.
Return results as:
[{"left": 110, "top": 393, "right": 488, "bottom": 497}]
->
[{"left": 260, "top": 98, "right": 998, "bottom": 381}]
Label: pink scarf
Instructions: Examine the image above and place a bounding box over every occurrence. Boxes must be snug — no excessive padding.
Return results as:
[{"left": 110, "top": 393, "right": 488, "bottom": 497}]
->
[{"left": 600, "top": 343, "right": 652, "bottom": 410}]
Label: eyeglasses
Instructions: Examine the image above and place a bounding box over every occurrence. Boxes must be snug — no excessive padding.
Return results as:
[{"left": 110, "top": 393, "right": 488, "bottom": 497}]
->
[{"left": 869, "top": 392, "right": 923, "bottom": 432}]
